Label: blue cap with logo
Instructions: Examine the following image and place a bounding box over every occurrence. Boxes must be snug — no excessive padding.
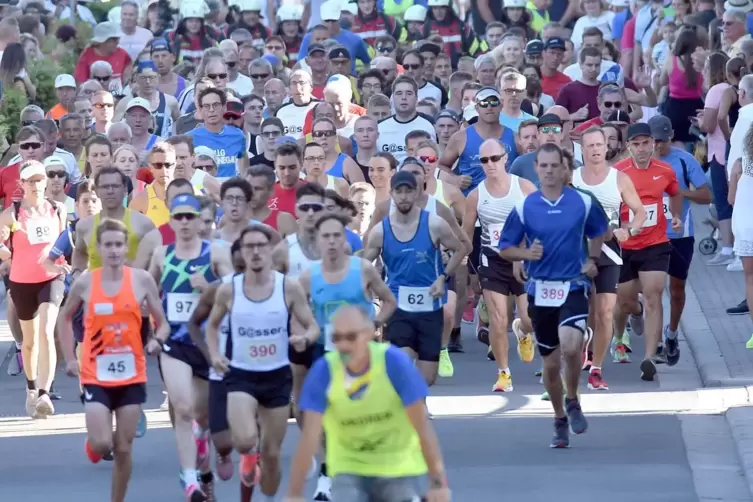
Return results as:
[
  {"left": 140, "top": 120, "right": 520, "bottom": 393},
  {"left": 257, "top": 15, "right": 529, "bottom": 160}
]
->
[{"left": 170, "top": 194, "right": 201, "bottom": 216}]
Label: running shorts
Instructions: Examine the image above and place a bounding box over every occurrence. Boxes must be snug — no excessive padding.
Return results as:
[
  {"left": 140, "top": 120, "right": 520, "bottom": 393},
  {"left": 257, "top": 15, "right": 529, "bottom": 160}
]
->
[
  {"left": 8, "top": 276, "right": 65, "bottom": 321},
  {"left": 384, "top": 308, "right": 443, "bottom": 362},
  {"left": 208, "top": 379, "right": 229, "bottom": 434},
  {"left": 527, "top": 289, "right": 590, "bottom": 357},
  {"left": 159, "top": 340, "right": 210, "bottom": 381},
  {"left": 619, "top": 242, "right": 671, "bottom": 284},
  {"left": 224, "top": 365, "right": 293, "bottom": 409},
  {"left": 478, "top": 249, "right": 524, "bottom": 297},
  {"left": 668, "top": 237, "right": 695, "bottom": 281},
  {"left": 81, "top": 383, "right": 146, "bottom": 412}
]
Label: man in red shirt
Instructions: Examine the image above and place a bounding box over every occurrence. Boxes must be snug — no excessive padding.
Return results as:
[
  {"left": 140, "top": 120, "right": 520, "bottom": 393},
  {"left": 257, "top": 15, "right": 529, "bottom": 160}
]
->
[
  {"left": 269, "top": 142, "right": 306, "bottom": 217},
  {"left": 613, "top": 123, "right": 683, "bottom": 382},
  {"left": 540, "top": 37, "right": 572, "bottom": 99},
  {"left": 0, "top": 126, "right": 46, "bottom": 209}
]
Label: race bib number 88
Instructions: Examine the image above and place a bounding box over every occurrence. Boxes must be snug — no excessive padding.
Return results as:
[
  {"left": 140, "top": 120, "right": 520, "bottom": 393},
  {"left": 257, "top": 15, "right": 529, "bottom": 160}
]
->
[{"left": 398, "top": 286, "right": 433, "bottom": 312}]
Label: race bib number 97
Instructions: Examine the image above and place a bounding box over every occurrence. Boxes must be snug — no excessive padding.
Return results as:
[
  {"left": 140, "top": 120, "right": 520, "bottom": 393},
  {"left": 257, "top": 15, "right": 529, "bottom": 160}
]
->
[
  {"left": 167, "top": 293, "right": 199, "bottom": 323},
  {"left": 398, "top": 286, "right": 433, "bottom": 313},
  {"left": 96, "top": 352, "right": 136, "bottom": 382},
  {"left": 534, "top": 281, "right": 570, "bottom": 307}
]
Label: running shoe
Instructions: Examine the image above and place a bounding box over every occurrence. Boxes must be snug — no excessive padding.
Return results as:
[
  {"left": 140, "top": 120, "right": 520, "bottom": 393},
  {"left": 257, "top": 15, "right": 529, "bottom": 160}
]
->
[
  {"left": 85, "top": 439, "right": 103, "bottom": 464},
  {"left": 512, "top": 318, "right": 535, "bottom": 363},
  {"left": 462, "top": 297, "right": 475, "bottom": 324},
  {"left": 194, "top": 422, "right": 210, "bottom": 471},
  {"left": 438, "top": 348, "right": 454, "bottom": 377},
  {"left": 313, "top": 474, "right": 332, "bottom": 501},
  {"left": 587, "top": 369, "right": 609, "bottom": 390},
  {"left": 239, "top": 453, "right": 259, "bottom": 487},
  {"left": 35, "top": 392, "right": 54, "bottom": 417},
  {"left": 135, "top": 409, "right": 147, "bottom": 438},
  {"left": 477, "top": 326, "right": 490, "bottom": 346},
  {"left": 663, "top": 327, "right": 680, "bottom": 366},
  {"left": 747, "top": 334, "right": 753, "bottom": 349},
  {"left": 550, "top": 417, "right": 570, "bottom": 448},
  {"left": 640, "top": 358, "right": 657, "bottom": 381},
  {"left": 478, "top": 298, "right": 489, "bottom": 325},
  {"left": 486, "top": 344, "right": 495, "bottom": 361},
  {"left": 565, "top": 397, "right": 588, "bottom": 434},
  {"left": 160, "top": 392, "right": 170, "bottom": 411},
  {"left": 6, "top": 347, "right": 22, "bottom": 376},
  {"left": 628, "top": 298, "right": 644, "bottom": 336},
  {"left": 215, "top": 454, "right": 234, "bottom": 481},
  {"left": 25, "top": 389, "right": 37, "bottom": 418},
  {"left": 184, "top": 483, "right": 207, "bottom": 502},
  {"left": 492, "top": 371, "right": 513, "bottom": 392}
]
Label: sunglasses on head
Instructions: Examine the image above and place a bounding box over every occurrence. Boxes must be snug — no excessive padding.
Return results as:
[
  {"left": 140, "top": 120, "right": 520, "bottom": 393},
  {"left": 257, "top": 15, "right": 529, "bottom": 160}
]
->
[
  {"left": 476, "top": 98, "right": 501, "bottom": 108},
  {"left": 93, "top": 102, "right": 114, "bottom": 109},
  {"left": 313, "top": 130, "right": 336, "bottom": 138},
  {"left": 332, "top": 331, "right": 359, "bottom": 343},
  {"left": 539, "top": 125, "right": 562, "bottom": 134},
  {"left": 480, "top": 154, "right": 506, "bottom": 165},
  {"left": 419, "top": 155, "right": 437, "bottom": 163},
  {"left": 602, "top": 100, "right": 622, "bottom": 108},
  {"left": 47, "top": 170, "right": 67, "bottom": 179},
  {"left": 151, "top": 162, "right": 175, "bottom": 170},
  {"left": 173, "top": 213, "right": 197, "bottom": 221},
  {"left": 207, "top": 73, "right": 228, "bottom": 80},
  {"left": 19, "top": 142, "right": 42, "bottom": 150},
  {"left": 297, "top": 202, "right": 324, "bottom": 213}
]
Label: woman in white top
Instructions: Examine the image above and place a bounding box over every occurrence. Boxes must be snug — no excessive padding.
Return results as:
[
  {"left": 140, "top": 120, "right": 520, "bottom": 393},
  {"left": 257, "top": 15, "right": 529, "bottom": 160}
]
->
[{"left": 571, "top": 0, "right": 615, "bottom": 52}]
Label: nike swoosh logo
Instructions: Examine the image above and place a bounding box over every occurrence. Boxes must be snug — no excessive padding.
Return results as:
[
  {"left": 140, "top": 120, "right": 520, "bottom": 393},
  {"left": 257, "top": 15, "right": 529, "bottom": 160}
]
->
[
  {"left": 653, "top": 176, "right": 662, "bottom": 180},
  {"left": 84, "top": 391, "right": 93, "bottom": 401}
]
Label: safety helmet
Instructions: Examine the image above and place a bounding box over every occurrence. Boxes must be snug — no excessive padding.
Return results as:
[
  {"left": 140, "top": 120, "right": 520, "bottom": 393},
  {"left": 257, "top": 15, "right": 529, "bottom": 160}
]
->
[{"left": 404, "top": 4, "right": 428, "bottom": 21}]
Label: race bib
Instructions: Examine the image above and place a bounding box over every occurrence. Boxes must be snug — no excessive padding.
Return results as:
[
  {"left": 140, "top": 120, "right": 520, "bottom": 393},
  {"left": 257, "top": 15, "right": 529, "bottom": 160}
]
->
[
  {"left": 629, "top": 203, "right": 658, "bottom": 228},
  {"left": 488, "top": 222, "right": 503, "bottom": 247},
  {"left": 534, "top": 280, "right": 570, "bottom": 307},
  {"left": 26, "top": 218, "right": 54, "bottom": 245},
  {"left": 96, "top": 351, "right": 136, "bottom": 382},
  {"left": 324, "top": 324, "right": 335, "bottom": 352},
  {"left": 167, "top": 293, "right": 199, "bottom": 323},
  {"left": 398, "top": 286, "right": 433, "bottom": 312},
  {"left": 662, "top": 196, "right": 673, "bottom": 220}
]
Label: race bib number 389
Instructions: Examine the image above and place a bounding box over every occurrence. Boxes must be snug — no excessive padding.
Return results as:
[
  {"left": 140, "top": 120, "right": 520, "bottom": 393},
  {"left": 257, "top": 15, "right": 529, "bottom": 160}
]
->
[
  {"left": 96, "top": 352, "right": 136, "bottom": 382},
  {"left": 398, "top": 286, "right": 433, "bottom": 313},
  {"left": 167, "top": 293, "right": 199, "bottom": 323}
]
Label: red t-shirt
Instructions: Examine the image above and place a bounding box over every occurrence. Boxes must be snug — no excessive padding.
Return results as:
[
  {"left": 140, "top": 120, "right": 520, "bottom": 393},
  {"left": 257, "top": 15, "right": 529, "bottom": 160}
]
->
[
  {"left": 615, "top": 157, "right": 679, "bottom": 250},
  {"left": 0, "top": 163, "right": 23, "bottom": 209},
  {"left": 74, "top": 46, "right": 132, "bottom": 86},
  {"left": 262, "top": 210, "right": 280, "bottom": 230},
  {"left": 541, "top": 72, "right": 572, "bottom": 99},
  {"left": 269, "top": 181, "right": 306, "bottom": 216},
  {"left": 158, "top": 223, "right": 176, "bottom": 246}
]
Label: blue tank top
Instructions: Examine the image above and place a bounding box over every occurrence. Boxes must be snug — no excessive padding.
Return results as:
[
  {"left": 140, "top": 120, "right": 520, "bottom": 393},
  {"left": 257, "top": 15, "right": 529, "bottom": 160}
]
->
[
  {"left": 382, "top": 210, "right": 445, "bottom": 312},
  {"left": 457, "top": 125, "right": 518, "bottom": 195},
  {"left": 327, "top": 153, "right": 348, "bottom": 179},
  {"left": 310, "top": 256, "right": 373, "bottom": 350},
  {"left": 161, "top": 240, "right": 218, "bottom": 343}
]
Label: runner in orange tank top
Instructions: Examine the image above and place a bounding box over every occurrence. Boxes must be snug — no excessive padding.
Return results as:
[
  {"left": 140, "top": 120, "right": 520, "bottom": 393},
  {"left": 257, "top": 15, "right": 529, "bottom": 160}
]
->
[
  {"left": 612, "top": 123, "right": 684, "bottom": 383},
  {"left": 58, "top": 218, "right": 169, "bottom": 502}
]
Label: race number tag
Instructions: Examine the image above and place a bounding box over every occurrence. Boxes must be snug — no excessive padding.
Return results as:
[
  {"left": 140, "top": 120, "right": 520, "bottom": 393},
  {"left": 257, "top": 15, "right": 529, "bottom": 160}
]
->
[
  {"left": 488, "top": 223, "right": 503, "bottom": 247},
  {"left": 324, "top": 324, "right": 335, "bottom": 352},
  {"left": 26, "top": 218, "right": 54, "bottom": 245},
  {"left": 662, "top": 196, "right": 673, "bottom": 220},
  {"left": 398, "top": 286, "right": 433, "bottom": 312},
  {"left": 629, "top": 203, "right": 658, "bottom": 228},
  {"left": 534, "top": 281, "right": 570, "bottom": 307},
  {"left": 167, "top": 293, "right": 199, "bottom": 323},
  {"left": 96, "top": 352, "right": 136, "bottom": 382}
]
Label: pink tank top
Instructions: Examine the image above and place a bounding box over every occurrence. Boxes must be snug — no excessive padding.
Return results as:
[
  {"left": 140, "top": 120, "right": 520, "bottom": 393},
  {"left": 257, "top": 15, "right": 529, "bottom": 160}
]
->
[
  {"left": 10, "top": 201, "right": 63, "bottom": 284},
  {"left": 669, "top": 57, "right": 703, "bottom": 99}
]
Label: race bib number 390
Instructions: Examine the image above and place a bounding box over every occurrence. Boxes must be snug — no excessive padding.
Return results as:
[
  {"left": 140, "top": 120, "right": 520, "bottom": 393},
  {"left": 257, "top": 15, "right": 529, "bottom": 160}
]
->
[
  {"left": 167, "top": 293, "right": 199, "bottom": 323},
  {"left": 629, "top": 203, "right": 658, "bottom": 228},
  {"left": 96, "top": 352, "right": 136, "bottom": 382},
  {"left": 534, "top": 281, "right": 570, "bottom": 307},
  {"left": 398, "top": 286, "right": 433, "bottom": 312}
]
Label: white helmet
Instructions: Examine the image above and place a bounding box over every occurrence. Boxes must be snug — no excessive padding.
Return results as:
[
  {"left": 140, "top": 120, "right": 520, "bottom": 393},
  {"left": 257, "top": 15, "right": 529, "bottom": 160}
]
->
[
  {"left": 277, "top": 4, "right": 302, "bottom": 22},
  {"left": 239, "top": 0, "right": 263, "bottom": 12},
  {"left": 427, "top": 0, "right": 451, "bottom": 6},
  {"left": 403, "top": 4, "right": 427, "bottom": 21}
]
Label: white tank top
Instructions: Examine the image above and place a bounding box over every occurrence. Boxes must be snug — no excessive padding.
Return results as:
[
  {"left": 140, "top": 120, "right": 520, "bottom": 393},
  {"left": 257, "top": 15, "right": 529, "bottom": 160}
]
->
[
  {"left": 208, "top": 273, "right": 234, "bottom": 382},
  {"left": 287, "top": 234, "right": 320, "bottom": 278},
  {"left": 390, "top": 194, "right": 439, "bottom": 215},
  {"left": 572, "top": 167, "right": 621, "bottom": 220},
  {"left": 477, "top": 176, "right": 524, "bottom": 250},
  {"left": 228, "top": 272, "right": 290, "bottom": 372}
]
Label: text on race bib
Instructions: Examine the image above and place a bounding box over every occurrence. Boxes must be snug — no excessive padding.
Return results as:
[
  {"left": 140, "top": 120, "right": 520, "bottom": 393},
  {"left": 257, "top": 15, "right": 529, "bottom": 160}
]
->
[
  {"left": 398, "top": 286, "right": 433, "bottom": 313},
  {"left": 662, "top": 196, "right": 673, "bottom": 220},
  {"left": 167, "top": 293, "right": 199, "bottom": 323},
  {"left": 96, "top": 352, "right": 136, "bottom": 382},
  {"left": 488, "top": 222, "right": 503, "bottom": 247},
  {"left": 26, "top": 218, "right": 55, "bottom": 245},
  {"left": 534, "top": 280, "right": 570, "bottom": 307},
  {"left": 629, "top": 203, "right": 658, "bottom": 228}
]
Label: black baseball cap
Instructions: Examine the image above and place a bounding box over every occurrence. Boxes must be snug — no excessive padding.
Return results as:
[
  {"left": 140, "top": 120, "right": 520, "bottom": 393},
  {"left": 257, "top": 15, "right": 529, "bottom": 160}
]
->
[
  {"left": 391, "top": 170, "right": 418, "bottom": 190},
  {"left": 308, "top": 43, "right": 326, "bottom": 56},
  {"left": 544, "top": 37, "right": 566, "bottom": 51},
  {"left": 627, "top": 122, "right": 653, "bottom": 141},
  {"left": 538, "top": 113, "right": 563, "bottom": 127},
  {"left": 526, "top": 40, "right": 544, "bottom": 55},
  {"left": 328, "top": 47, "right": 351, "bottom": 60}
]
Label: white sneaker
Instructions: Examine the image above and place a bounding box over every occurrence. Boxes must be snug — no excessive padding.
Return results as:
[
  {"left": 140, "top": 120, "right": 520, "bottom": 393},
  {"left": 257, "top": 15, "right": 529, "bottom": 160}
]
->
[
  {"left": 35, "top": 393, "right": 54, "bottom": 417},
  {"left": 708, "top": 252, "right": 734, "bottom": 266},
  {"left": 727, "top": 256, "right": 744, "bottom": 272},
  {"left": 25, "top": 389, "right": 37, "bottom": 418},
  {"left": 313, "top": 474, "right": 332, "bottom": 501}
]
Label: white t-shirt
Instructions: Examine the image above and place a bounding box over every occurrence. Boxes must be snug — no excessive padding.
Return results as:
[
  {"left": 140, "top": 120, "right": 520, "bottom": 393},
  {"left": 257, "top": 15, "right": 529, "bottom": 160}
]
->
[{"left": 119, "top": 26, "right": 155, "bottom": 62}]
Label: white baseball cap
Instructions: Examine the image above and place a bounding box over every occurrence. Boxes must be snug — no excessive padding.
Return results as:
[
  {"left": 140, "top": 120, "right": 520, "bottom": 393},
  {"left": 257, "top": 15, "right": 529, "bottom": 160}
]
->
[{"left": 55, "top": 74, "right": 76, "bottom": 89}]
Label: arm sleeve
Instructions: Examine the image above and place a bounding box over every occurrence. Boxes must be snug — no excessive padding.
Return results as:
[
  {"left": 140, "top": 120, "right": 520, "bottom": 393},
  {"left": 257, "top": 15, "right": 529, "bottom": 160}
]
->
[
  {"left": 298, "top": 357, "right": 331, "bottom": 414},
  {"left": 498, "top": 206, "right": 526, "bottom": 251},
  {"left": 384, "top": 345, "right": 429, "bottom": 407},
  {"left": 49, "top": 228, "right": 72, "bottom": 261}
]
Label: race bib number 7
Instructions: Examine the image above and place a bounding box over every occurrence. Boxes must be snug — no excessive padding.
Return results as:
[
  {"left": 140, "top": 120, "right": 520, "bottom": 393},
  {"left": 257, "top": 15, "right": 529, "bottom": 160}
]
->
[
  {"left": 167, "top": 293, "right": 199, "bottom": 323},
  {"left": 96, "top": 352, "right": 136, "bottom": 382},
  {"left": 629, "top": 203, "right": 658, "bottom": 228},
  {"left": 534, "top": 280, "right": 570, "bottom": 307},
  {"left": 398, "top": 286, "right": 433, "bottom": 312}
]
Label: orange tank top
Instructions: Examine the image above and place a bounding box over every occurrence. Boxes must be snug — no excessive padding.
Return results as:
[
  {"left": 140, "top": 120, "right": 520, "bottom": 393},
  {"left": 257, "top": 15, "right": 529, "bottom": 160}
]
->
[
  {"left": 9, "top": 200, "right": 63, "bottom": 284},
  {"left": 80, "top": 267, "right": 147, "bottom": 387}
]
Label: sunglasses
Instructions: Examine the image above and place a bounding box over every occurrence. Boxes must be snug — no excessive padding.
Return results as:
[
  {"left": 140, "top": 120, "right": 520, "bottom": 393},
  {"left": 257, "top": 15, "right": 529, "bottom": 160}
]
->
[
  {"left": 602, "top": 100, "right": 622, "bottom": 108},
  {"left": 313, "top": 130, "right": 336, "bottom": 138},
  {"left": 539, "top": 125, "right": 562, "bottom": 134},
  {"left": 19, "top": 142, "right": 42, "bottom": 150},
  {"left": 173, "top": 213, "right": 197, "bottom": 221},
  {"left": 332, "top": 331, "right": 359, "bottom": 343},
  {"left": 480, "top": 154, "right": 506, "bottom": 164},
  {"left": 47, "top": 170, "right": 67, "bottom": 179},
  {"left": 297, "top": 202, "right": 324, "bottom": 213},
  {"left": 207, "top": 73, "right": 228, "bottom": 80},
  {"left": 251, "top": 73, "right": 270, "bottom": 80},
  {"left": 403, "top": 63, "right": 421, "bottom": 70},
  {"left": 151, "top": 162, "right": 175, "bottom": 169},
  {"left": 476, "top": 98, "right": 501, "bottom": 108},
  {"left": 93, "top": 102, "right": 114, "bottom": 109},
  {"left": 92, "top": 75, "right": 111, "bottom": 82},
  {"left": 377, "top": 45, "right": 394, "bottom": 53},
  {"left": 419, "top": 155, "right": 437, "bottom": 163}
]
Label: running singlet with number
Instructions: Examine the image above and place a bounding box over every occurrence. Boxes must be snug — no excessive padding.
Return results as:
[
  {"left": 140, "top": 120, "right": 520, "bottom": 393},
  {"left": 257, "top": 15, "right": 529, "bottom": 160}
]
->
[
  {"left": 614, "top": 158, "right": 679, "bottom": 251},
  {"left": 10, "top": 201, "right": 61, "bottom": 283},
  {"left": 382, "top": 210, "right": 445, "bottom": 312},
  {"left": 208, "top": 273, "right": 234, "bottom": 382},
  {"left": 287, "top": 233, "right": 321, "bottom": 278},
  {"left": 161, "top": 240, "right": 219, "bottom": 343},
  {"left": 80, "top": 267, "right": 147, "bottom": 387},
  {"left": 498, "top": 187, "right": 608, "bottom": 298},
  {"left": 226, "top": 272, "right": 290, "bottom": 372},
  {"left": 310, "top": 256, "right": 374, "bottom": 352},
  {"left": 145, "top": 185, "right": 170, "bottom": 227},
  {"left": 88, "top": 211, "right": 141, "bottom": 269},
  {"left": 478, "top": 176, "right": 523, "bottom": 256}
]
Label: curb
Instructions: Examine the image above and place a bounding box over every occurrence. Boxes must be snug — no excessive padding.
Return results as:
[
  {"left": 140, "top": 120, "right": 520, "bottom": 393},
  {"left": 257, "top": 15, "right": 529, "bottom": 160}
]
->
[{"left": 726, "top": 406, "right": 753, "bottom": 498}]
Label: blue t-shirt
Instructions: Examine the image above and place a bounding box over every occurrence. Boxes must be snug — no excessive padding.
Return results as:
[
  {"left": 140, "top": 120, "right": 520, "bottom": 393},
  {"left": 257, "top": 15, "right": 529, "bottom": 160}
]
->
[
  {"left": 346, "top": 227, "right": 363, "bottom": 254},
  {"left": 499, "top": 111, "right": 536, "bottom": 132},
  {"left": 298, "top": 344, "right": 428, "bottom": 413},
  {"left": 187, "top": 125, "right": 246, "bottom": 178},
  {"left": 657, "top": 147, "right": 708, "bottom": 239},
  {"left": 298, "top": 29, "right": 371, "bottom": 74}
]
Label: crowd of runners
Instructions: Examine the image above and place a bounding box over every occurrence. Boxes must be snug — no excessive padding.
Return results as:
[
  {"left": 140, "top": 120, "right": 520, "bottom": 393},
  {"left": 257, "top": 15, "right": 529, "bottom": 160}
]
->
[{"left": 1, "top": 0, "right": 753, "bottom": 499}]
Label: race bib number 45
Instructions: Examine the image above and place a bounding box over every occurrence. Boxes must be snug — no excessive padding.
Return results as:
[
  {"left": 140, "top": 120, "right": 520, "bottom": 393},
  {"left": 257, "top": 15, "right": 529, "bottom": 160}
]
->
[
  {"left": 167, "top": 293, "right": 199, "bottom": 323},
  {"left": 534, "top": 281, "right": 570, "bottom": 307},
  {"left": 629, "top": 203, "right": 658, "bottom": 228},
  {"left": 398, "top": 286, "right": 433, "bottom": 312},
  {"left": 96, "top": 352, "right": 136, "bottom": 382}
]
